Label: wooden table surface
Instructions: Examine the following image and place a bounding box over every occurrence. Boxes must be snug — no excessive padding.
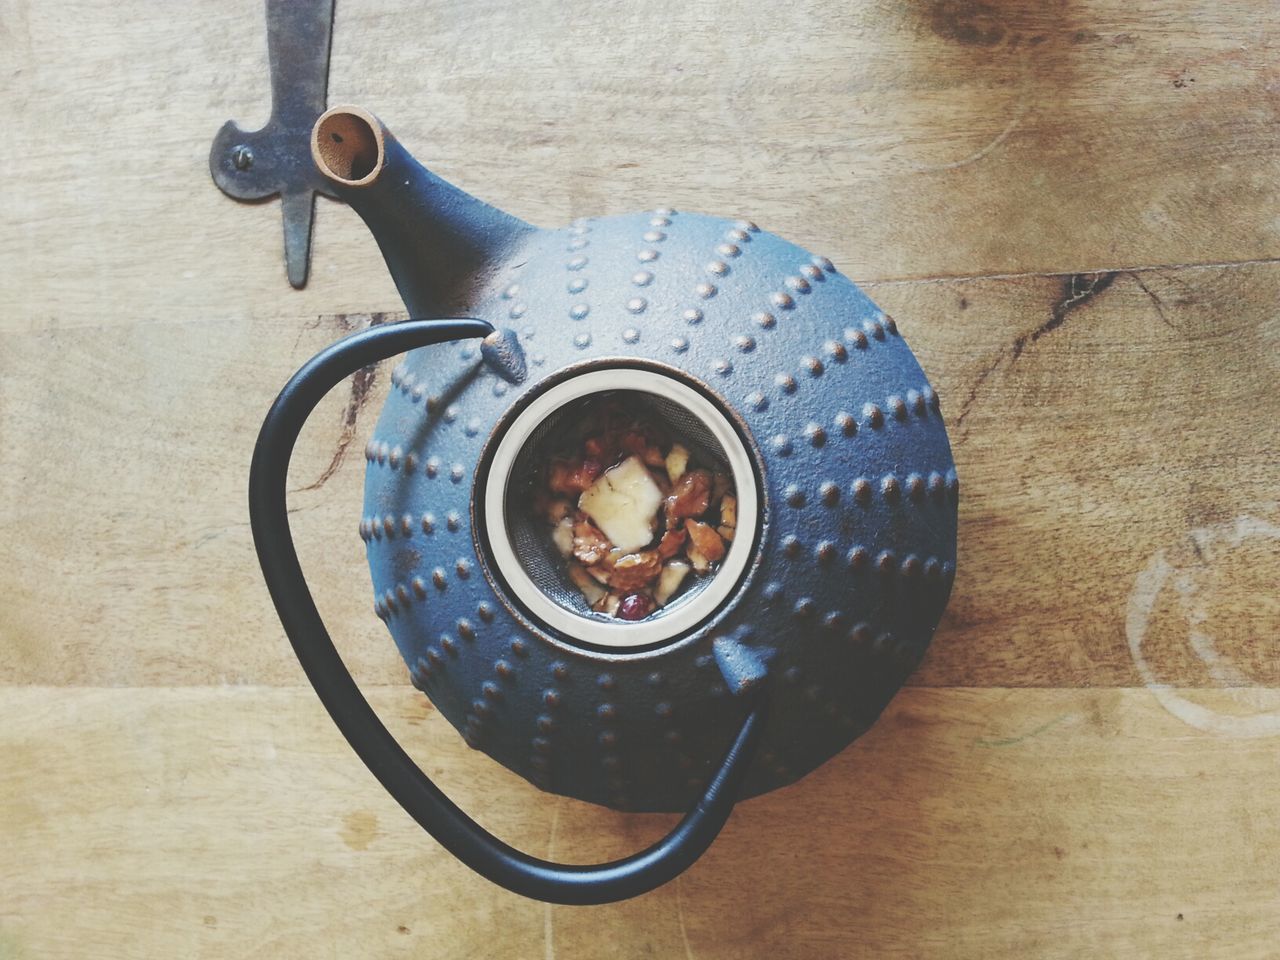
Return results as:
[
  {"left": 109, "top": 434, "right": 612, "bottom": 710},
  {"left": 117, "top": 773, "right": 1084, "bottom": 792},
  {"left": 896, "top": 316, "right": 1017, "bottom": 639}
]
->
[{"left": 3, "top": 0, "right": 1278, "bottom": 956}]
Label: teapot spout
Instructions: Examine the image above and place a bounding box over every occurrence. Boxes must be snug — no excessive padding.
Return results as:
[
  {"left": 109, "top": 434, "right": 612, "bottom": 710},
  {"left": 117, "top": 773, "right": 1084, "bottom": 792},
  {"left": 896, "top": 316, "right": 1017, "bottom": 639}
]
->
[{"left": 311, "top": 105, "right": 535, "bottom": 316}]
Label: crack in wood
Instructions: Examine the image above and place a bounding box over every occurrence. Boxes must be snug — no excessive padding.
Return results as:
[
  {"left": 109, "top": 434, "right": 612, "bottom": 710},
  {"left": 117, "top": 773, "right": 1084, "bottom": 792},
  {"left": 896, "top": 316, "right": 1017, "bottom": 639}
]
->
[
  {"left": 1128, "top": 271, "right": 1178, "bottom": 333},
  {"left": 953, "top": 346, "right": 1006, "bottom": 437},
  {"left": 955, "top": 271, "right": 1120, "bottom": 439},
  {"left": 1012, "top": 271, "right": 1118, "bottom": 360},
  {"left": 295, "top": 312, "right": 390, "bottom": 493}
]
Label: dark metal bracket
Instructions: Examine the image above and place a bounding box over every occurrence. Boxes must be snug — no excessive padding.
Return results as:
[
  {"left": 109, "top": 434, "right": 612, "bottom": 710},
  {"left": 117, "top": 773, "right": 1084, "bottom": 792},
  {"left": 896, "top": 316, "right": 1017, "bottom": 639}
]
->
[{"left": 210, "top": 0, "right": 338, "bottom": 288}]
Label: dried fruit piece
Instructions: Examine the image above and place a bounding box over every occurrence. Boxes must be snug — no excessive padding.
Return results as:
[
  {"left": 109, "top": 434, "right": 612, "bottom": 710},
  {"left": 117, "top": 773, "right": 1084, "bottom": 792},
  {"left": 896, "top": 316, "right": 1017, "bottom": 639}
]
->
[
  {"left": 618, "top": 593, "right": 657, "bottom": 620},
  {"left": 572, "top": 517, "right": 612, "bottom": 565},
  {"left": 568, "top": 562, "right": 607, "bottom": 605},
  {"left": 654, "top": 559, "right": 691, "bottom": 606},
  {"left": 665, "top": 443, "right": 690, "bottom": 484},
  {"left": 665, "top": 468, "right": 711, "bottom": 523},
  {"left": 607, "top": 551, "right": 662, "bottom": 591},
  {"left": 549, "top": 458, "right": 602, "bottom": 494},
  {"left": 685, "top": 519, "right": 726, "bottom": 573},
  {"left": 579, "top": 455, "right": 663, "bottom": 551}
]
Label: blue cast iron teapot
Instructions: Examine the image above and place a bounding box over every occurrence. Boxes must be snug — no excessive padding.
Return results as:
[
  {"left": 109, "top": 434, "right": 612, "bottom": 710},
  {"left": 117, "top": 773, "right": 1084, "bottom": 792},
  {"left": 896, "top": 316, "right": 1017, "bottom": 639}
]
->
[{"left": 250, "top": 106, "right": 958, "bottom": 904}]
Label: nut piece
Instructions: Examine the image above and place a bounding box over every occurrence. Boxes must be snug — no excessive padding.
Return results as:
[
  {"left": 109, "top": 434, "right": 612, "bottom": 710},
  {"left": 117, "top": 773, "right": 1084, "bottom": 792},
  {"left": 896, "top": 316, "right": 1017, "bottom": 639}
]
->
[
  {"left": 568, "top": 562, "right": 607, "bottom": 605},
  {"left": 719, "top": 494, "right": 737, "bottom": 530},
  {"left": 551, "top": 516, "right": 575, "bottom": 557},
  {"left": 572, "top": 517, "right": 612, "bottom": 565},
  {"left": 716, "top": 494, "right": 738, "bottom": 543},
  {"left": 665, "top": 468, "right": 711, "bottom": 523},
  {"left": 654, "top": 559, "right": 691, "bottom": 606},
  {"left": 579, "top": 455, "right": 664, "bottom": 552},
  {"left": 607, "top": 550, "right": 662, "bottom": 591},
  {"left": 657, "top": 526, "right": 687, "bottom": 559},
  {"left": 685, "top": 519, "right": 726, "bottom": 573},
  {"left": 665, "top": 443, "right": 690, "bottom": 484},
  {"left": 593, "top": 591, "right": 623, "bottom": 616}
]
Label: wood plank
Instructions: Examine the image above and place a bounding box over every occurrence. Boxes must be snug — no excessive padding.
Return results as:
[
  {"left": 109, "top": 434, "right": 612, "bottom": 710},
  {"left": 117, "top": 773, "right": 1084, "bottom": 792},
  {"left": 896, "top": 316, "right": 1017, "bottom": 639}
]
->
[
  {"left": 1, "top": 0, "right": 1277, "bottom": 333},
  {"left": 867, "top": 263, "right": 1280, "bottom": 688},
  {"left": 2, "top": 685, "right": 1278, "bottom": 959},
  {"left": 3, "top": 1, "right": 1277, "bottom": 954},
  {"left": 2, "top": 263, "right": 1275, "bottom": 689}
]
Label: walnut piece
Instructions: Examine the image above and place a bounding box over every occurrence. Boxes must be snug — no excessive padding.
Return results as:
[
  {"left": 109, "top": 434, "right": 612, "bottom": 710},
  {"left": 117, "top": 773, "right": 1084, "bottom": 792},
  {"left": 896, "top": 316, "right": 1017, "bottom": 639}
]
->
[
  {"left": 665, "top": 443, "right": 690, "bottom": 483},
  {"left": 654, "top": 559, "right": 691, "bottom": 606},
  {"left": 571, "top": 517, "right": 612, "bottom": 565},
  {"left": 607, "top": 550, "right": 663, "bottom": 591}
]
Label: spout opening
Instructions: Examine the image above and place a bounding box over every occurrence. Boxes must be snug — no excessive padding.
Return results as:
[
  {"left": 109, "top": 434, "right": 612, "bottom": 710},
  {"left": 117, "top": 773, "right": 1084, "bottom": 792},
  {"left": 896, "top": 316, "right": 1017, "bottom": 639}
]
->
[{"left": 312, "top": 106, "right": 385, "bottom": 187}]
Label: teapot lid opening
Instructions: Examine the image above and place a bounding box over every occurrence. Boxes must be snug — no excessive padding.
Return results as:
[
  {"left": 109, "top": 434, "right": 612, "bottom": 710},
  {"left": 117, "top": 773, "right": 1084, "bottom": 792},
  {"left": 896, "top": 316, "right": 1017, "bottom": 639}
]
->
[{"left": 480, "top": 367, "right": 760, "bottom": 651}]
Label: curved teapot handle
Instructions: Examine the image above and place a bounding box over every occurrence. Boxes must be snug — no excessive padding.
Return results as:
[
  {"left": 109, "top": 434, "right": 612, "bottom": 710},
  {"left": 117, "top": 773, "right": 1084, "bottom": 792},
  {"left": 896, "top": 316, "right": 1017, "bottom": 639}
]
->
[{"left": 249, "top": 317, "right": 767, "bottom": 905}]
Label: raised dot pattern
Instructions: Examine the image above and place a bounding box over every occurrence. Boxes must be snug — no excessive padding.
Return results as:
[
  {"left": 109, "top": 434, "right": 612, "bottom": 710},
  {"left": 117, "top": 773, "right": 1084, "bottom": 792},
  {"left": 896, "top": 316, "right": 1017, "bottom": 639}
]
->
[{"left": 367, "top": 209, "right": 956, "bottom": 809}]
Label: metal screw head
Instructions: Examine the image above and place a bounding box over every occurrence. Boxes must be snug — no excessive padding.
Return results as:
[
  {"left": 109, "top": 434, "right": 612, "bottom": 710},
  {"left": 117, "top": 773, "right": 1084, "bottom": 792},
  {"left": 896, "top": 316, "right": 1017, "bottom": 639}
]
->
[{"left": 231, "top": 145, "right": 254, "bottom": 171}]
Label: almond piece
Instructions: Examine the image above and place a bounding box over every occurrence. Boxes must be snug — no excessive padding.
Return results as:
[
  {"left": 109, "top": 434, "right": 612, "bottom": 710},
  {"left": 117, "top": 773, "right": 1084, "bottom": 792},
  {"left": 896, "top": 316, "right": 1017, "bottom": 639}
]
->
[
  {"left": 568, "top": 562, "right": 607, "bottom": 605},
  {"left": 654, "top": 560, "right": 691, "bottom": 605},
  {"left": 665, "top": 443, "right": 690, "bottom": 484},
  {"left": 551, "top": 516, "right": 575, "bottom": 557},
  {"left": 719, "top": 494, "right": 737, "bottom": 529},
  {"left": 593, "top": 591, "right": 623, "bottom": 616},
  {"left": 549, "top": 457, "right": 604, "bottom": 495}
]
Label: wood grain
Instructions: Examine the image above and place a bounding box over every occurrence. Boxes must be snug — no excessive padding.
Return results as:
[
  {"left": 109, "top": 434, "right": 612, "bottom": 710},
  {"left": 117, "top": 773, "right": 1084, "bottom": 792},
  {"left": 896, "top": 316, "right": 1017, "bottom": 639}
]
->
[
  {"left": 1, "top": 264, "right": 1274, "bottom": 689},
  {"left": 4, "top": 686, "right": 1279, "bottom": 959},
  {"left": 1, "top": 0, "right": 1277, "bottom": 333},
  {"left": 2, "top": 0, "right": 1277, "bottom": 955}
]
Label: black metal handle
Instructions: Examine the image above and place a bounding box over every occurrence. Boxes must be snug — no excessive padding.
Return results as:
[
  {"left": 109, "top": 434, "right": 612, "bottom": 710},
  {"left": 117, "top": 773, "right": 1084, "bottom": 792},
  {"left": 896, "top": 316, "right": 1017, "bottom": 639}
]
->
[{"left": 249, "top": 317, "right": 767, "bottom": 905}]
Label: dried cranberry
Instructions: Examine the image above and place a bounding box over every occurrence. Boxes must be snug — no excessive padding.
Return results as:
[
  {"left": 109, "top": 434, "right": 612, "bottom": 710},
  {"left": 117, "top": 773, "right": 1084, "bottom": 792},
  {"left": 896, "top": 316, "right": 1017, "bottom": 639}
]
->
[{"left": 617, "top": 593, "right": 655, "bottom": 621}]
